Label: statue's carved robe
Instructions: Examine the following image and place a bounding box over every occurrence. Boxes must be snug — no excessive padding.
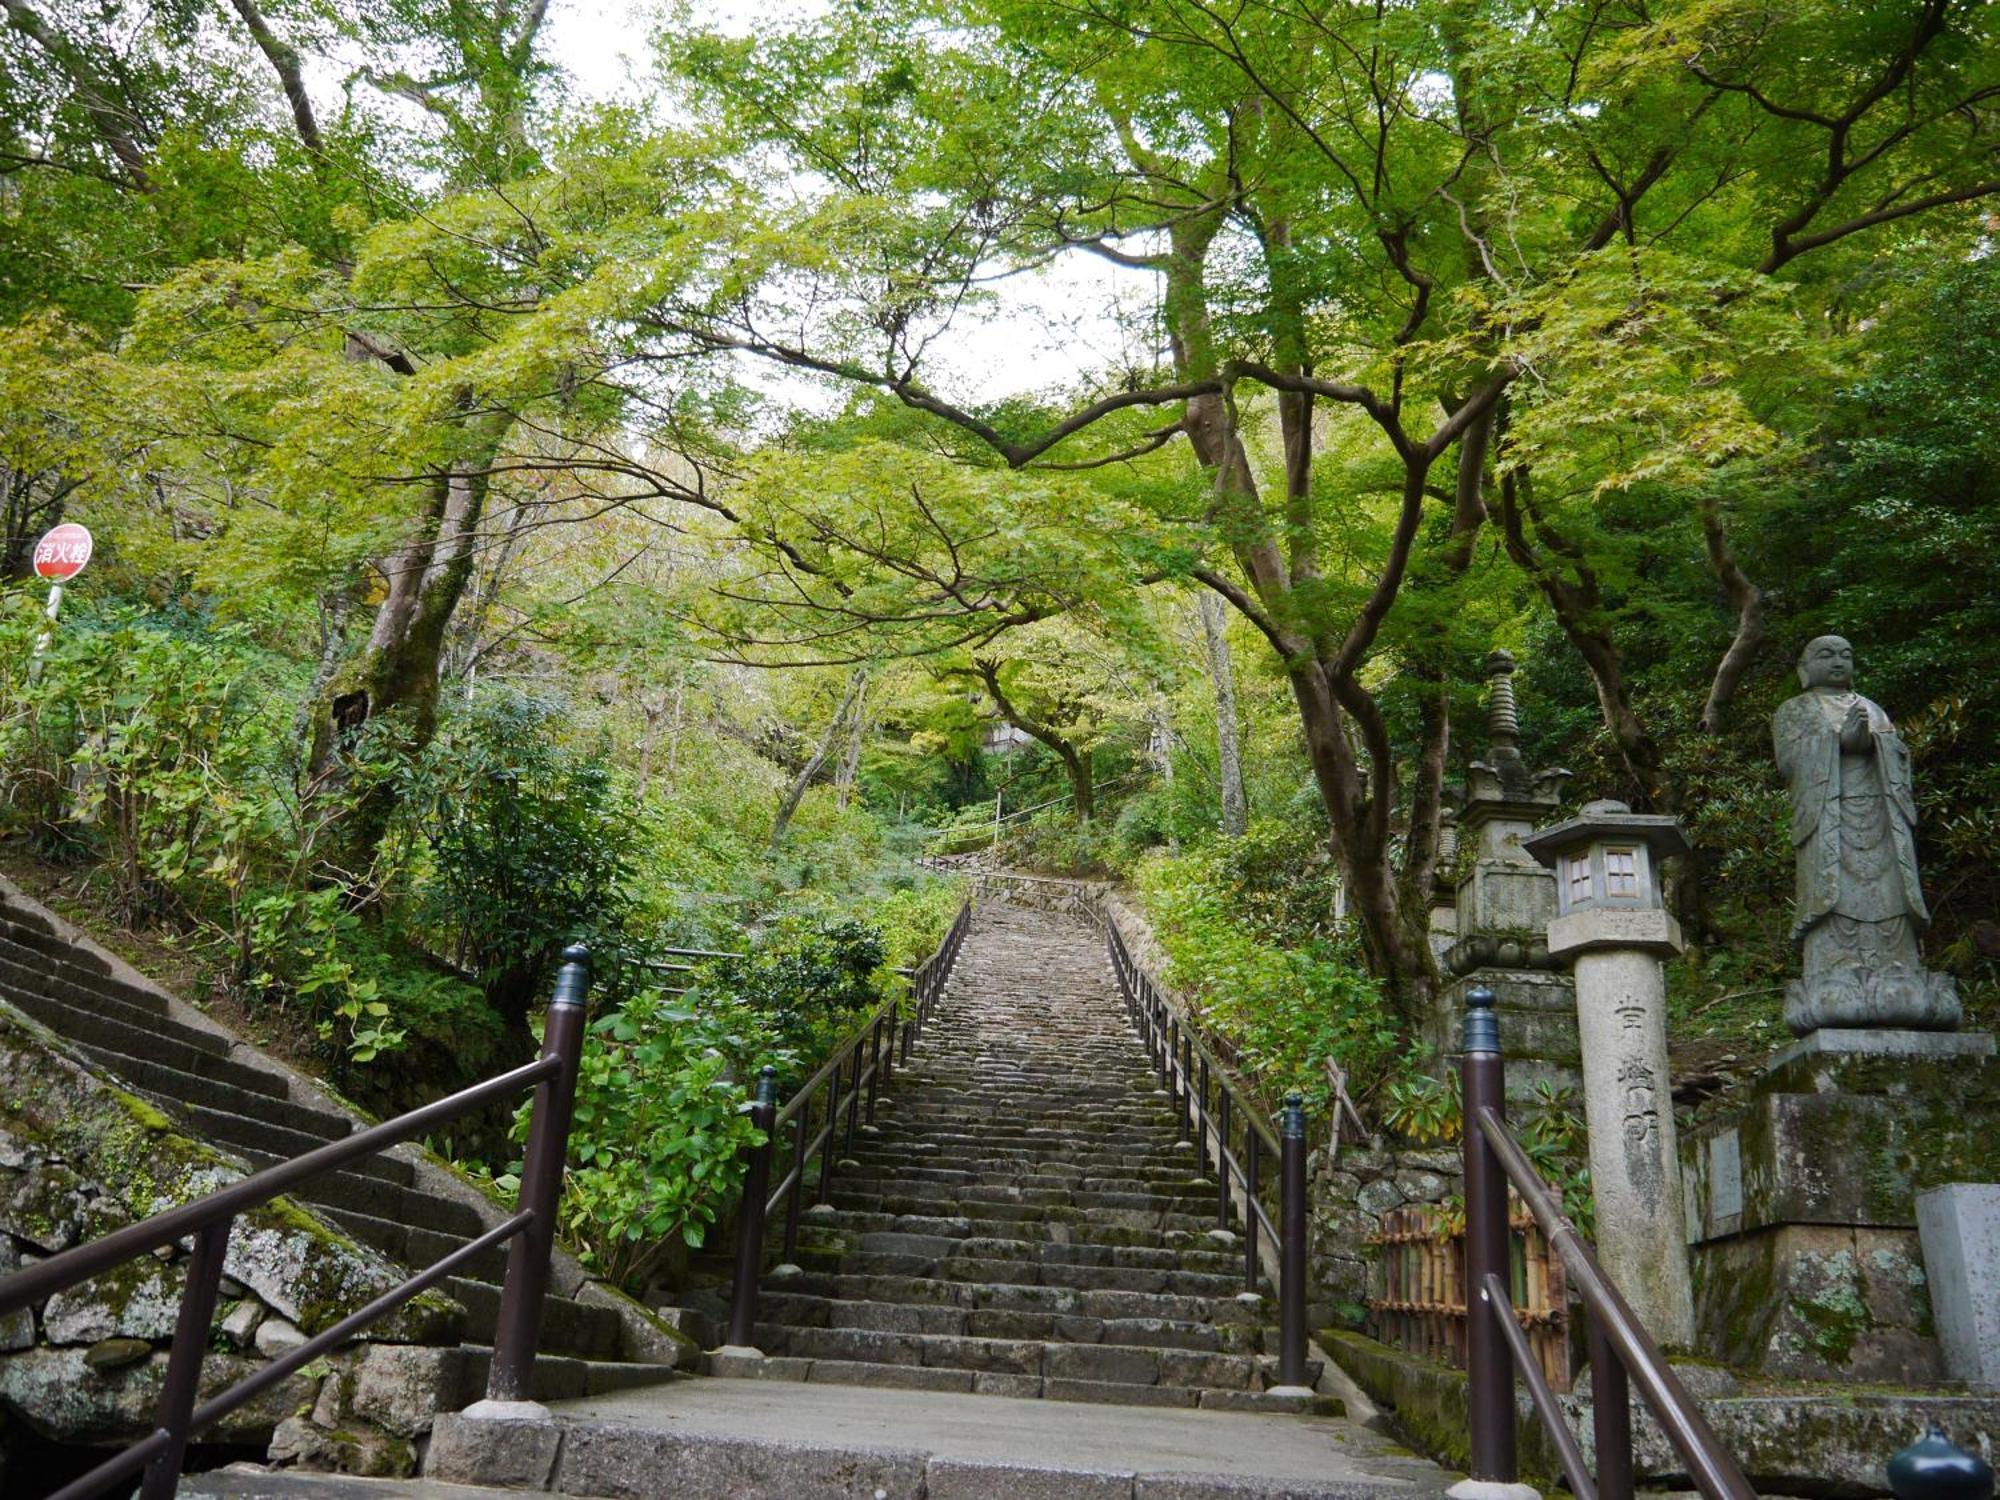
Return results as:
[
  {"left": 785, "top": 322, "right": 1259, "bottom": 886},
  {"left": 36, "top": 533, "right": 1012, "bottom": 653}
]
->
[{"left": 1772, "top": 690, "right": 1927, "bottom": 945}]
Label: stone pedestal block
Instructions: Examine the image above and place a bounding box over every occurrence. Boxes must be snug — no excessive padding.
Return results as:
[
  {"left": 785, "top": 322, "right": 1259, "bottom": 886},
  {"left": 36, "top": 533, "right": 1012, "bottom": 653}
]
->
[
  {"left": 1691, "top": 1223, "right": 1941, "bottom": 1383},
  {"left": 1682, "top": 1029, "right": 1998, "bottom": 1381},
  {"left": 1916, "top": 1183, "right": 2000, "bottom": 1390},
  {"left": 1430, "top": 972, "right": 1581, "bottom": 1106},
  {"left": 1684, "top": 1030, "right": 2000, "bottom": 1240}
]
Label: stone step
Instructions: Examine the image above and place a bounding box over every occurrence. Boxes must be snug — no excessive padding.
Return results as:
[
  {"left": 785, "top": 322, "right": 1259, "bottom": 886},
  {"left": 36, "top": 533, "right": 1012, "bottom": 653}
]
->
[
  {"left": 779, "top": 1272, "right": 1268, "bottom": 1326},
  {"left": 799, "top": 1251, "right": 1255, "bottom": 1300},
  {"left": 3, "top": 983, "right": 256, "bottom": 1082},
  {"left": 453, "top": 1346, "right": 686, "bottom": 1403},
  {"left": 446, "top": 1278, "right": 625, "bottom": 1361},
  {"left": 73, "top": 1030, "right": 291, "bottom": 1097},
  {"left": 178, "top": 1102, "right": 390, "bottom": 1179},
  {"left": 837, "top": 1168, "right": 1211, "bottom": 1199},
  {"left": 794, "top": 1206, "right": 1241, "bottom": 1253},
  {"left": 712, "top": 1328, "right": 1312, "bottom": 1397},
  {"left": 78, "top": 1046, "right": 354, "bottom": 1138},
  {"left": 321, "top": 1205, "right": 513, "bottom": 1285},
  {"left": 420, "top": 1380, "right": 1416, "bottom": 1499},
  {"left": 750, "top": 1293, "right": 1264, "bottom": 1350},
  {"left": 826, "top": 1231, "right": 1244, "bottom": 1276},
  {"left": 0, "top": 923, "right": 177, "bottom": 1012},
  {"left": 824, "top": 1184, "right": 1219, "bottom": 1218},
  {"left": 0, "top": 962, "right": 231, "bottom": 1059},
  {"left": 238, "top": 1150, "right": 483, "bottom": 1233},
  {"left": 833, "top": 1162, "right": 1212, "bottom": 1191}
]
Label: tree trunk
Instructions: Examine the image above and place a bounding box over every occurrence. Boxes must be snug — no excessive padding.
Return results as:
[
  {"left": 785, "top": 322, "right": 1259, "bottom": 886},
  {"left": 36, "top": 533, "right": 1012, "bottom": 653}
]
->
[
  {"left": 771, "top": 670, "right": 867, "bottom": 847},
  {"left": 1199, "top": 592, "right": 1248, "bottom": 836},
  {"left": 835, "top": 673, "right": 868, "bottom": 810},
  {"left": 1495, "top": 466, "right": 1671, "bottom": 809},
  {"left": 1054, "top": 741, "right": 1094, "bottom": 821},
  {"left": 306, "top": 433, "right": 501, "bottom": 883},
  {"left": 1161, "top": 213, "right": 1436, "bottom": 1017},
  {"left": 1698, "top": 495, "right": 1766, "bottom": 733},
  {"left": 973, "top": 659, "right": 1094, "bottom": 822}
]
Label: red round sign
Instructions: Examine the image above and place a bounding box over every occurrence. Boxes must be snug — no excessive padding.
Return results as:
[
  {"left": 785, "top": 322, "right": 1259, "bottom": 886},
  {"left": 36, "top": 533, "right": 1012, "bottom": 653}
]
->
[{"left": 32, "top": 523, "right": 92, "bottom": 582}]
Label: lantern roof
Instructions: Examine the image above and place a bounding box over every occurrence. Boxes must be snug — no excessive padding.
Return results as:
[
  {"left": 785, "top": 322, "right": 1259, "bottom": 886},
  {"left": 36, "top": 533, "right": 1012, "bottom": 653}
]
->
[{"left": 1522, "top": 799, "right": 1691, "bottom": 867}]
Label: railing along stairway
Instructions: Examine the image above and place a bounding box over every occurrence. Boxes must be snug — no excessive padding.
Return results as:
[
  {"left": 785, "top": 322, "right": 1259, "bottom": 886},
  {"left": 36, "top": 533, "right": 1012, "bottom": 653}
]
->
[
  {"left": 1099, "top": 905, "right": 1313, "bottom": 1390},
  {"left": 723, "top": 899, "right": 973, "bottom": 1348},
  {"left": 0, "top": 946, "right": 599, "bottom": 1500},
  {"left": 1455, "top": 981, "right": 1749, "bottom": 1500}
]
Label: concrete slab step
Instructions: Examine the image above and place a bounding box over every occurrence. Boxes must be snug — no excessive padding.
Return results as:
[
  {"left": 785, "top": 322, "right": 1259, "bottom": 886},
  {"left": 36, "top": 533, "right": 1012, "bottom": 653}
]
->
[{"left": 419, "top": 1377, "right": 1443, "bottom": 1498}]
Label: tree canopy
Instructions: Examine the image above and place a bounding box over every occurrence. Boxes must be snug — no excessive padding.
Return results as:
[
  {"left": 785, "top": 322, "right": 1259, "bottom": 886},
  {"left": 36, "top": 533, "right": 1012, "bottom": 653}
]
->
[{"left": 2, "top": 0, "right": 1996, "bottom": 1158}]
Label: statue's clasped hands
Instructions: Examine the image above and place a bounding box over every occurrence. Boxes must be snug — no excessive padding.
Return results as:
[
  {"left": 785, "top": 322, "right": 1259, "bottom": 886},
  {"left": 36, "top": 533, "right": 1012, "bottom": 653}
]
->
[{"left": 1839, "top": 702, "right": 1873, "bottom": 752}]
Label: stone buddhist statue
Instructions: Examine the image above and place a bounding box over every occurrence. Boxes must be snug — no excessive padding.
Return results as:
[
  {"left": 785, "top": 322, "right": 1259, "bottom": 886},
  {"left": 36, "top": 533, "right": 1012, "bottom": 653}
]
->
[{"left": 1773, "top": 635, "right": 1959, "bottom": 1035}]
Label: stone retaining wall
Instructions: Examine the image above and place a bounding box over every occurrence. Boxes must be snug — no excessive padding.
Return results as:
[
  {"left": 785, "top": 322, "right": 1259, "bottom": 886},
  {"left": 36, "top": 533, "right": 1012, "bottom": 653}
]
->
[{"left": 0, "top": 1000, "right": 464, "bottom": 1479}]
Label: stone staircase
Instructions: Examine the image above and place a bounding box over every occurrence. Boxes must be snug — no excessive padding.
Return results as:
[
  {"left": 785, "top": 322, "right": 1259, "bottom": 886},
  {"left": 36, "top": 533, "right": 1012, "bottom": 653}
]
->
[
  {"left": 0, "top": 881, "right": 678, "bottom": 1403},
  {"left": 716, "top": 900, "right": 1325, "bottom": 1410}
]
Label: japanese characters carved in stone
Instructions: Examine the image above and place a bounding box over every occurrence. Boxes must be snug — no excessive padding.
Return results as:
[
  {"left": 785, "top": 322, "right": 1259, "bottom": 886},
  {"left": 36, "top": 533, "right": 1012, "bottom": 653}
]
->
[{"left": 1773, "top": 635, "right": 1959, "bottom": 1034}]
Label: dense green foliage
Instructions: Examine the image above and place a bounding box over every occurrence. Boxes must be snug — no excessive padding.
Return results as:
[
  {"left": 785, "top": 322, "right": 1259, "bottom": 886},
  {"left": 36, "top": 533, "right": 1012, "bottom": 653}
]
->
[
  {"left": 4, "top": 0, "right": 1997, "bottom": 1289},
  {"left": 1134, "top": 823, "right": 1396, "bottom": 1116}
]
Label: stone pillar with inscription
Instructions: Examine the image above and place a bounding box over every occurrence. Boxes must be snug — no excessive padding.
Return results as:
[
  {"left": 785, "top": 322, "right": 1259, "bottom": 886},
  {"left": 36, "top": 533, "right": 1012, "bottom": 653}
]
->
[{"left": 1524, "top": 800, "right": 1696, "bottom": 1347}]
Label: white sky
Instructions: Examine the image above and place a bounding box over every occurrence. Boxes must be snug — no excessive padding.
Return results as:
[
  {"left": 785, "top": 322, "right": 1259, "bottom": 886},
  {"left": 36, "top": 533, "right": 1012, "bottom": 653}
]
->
[{"left": 538, "top": 0, "right": 1140, "bottom": 403}]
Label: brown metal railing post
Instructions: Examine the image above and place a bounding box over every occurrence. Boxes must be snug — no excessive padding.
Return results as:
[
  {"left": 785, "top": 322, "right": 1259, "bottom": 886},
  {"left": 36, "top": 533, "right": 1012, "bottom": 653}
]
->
[
  {"left": 1217, "top": 1091, "right": 1232, "bottom": 1228},
  {"left": 866, "top": 1016, "right": 884, "bottom": 1123},
  {"left": 1461, "top": 983, "right": 1517, "bottom": 1484},
  {"left": 817, "top": 1069, "right": 840, "bottom": 1202},
  {"left": 1244, "top": 1122, "right": 1261, "bottom": 1292},
  {"left": 1592, "top": 1316, "right": 1635, "bottom": 1500},
  {"left": 726, "top": 1066, "right": 779, "bottom": 1350},
  {"left": 1197, "top": 1056, "right": 1212, "bottom": 1178},
  {"left": 1277, "top": 1093, "right": 1308, "bottom": 1388},
  {"left": 488, "top": 944, "right": 592, "bottom": 1403},
  {"left": 843, "top": 1046, "right": 862, "bottom": 1155},
  {"left": 139, "top": 1220, "right": 231, "bottom": 1500},
  {"left": 1182, "top": 1035, "right": 1196, "bottom": 1138},
  {"left": 783, "top": 1104, "right": 808, "bottom": 1262}
]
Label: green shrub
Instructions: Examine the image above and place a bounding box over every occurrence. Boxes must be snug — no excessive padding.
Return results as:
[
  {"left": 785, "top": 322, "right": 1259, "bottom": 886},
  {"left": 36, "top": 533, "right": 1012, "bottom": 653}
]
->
[
  {"left": 520, "top": 985, "right": 771, "bottom": 1289},
  {"left": 867, "top": 878, "right": 964, "bottom": 991},
  {"left": 684, "top": 913, "right": 886, "bottom": 1080},
  {"left": 1134, "top": 823, "right": 1397, "bottom": 1115},
  {"left": 397, "top": 691, "right": 640, "bottom": 1028},
  {"left": 0, "top": 597, "right": 278, "bottom": 917}
]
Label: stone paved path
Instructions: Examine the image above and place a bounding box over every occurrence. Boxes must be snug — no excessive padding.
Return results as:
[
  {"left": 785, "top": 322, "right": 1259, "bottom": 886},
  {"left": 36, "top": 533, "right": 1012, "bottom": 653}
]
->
[{"left": 717, "top": 898, "right": 1319, "bottom": 1408}]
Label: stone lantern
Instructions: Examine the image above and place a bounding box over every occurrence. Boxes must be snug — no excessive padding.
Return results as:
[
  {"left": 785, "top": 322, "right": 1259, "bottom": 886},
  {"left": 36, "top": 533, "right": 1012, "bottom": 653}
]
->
[{"left": 1523, "top": 799, "right": 1695, "bottom": 1346}]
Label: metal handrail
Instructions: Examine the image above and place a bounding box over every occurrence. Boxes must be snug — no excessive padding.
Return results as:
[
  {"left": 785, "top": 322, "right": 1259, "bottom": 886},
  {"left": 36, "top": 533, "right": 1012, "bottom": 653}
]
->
[
  {"left": 1475, "top": 1107, "right": 1755, "bottom": 1500},
  {"left": 1100, "top": 908, "right": 1308, "bottom": 1386},
  {"left": 726, "top": 899, "right": 974, "bottom": 1349},
  {"left": 1459, "top": 986, "right": 1757, "bottom": 1500},
  {"left": 0, "top": 1056, "right": 556, "bottom": 1317},
  {"left": 0, "top": 945, "right": 596, "bottom": 1500}
]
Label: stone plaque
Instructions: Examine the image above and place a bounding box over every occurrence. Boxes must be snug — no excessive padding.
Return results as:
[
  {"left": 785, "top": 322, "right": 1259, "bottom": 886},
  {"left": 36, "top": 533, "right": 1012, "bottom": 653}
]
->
[{"left": 1709, "top": 1129, "right": 1743, "bottom": 1224}]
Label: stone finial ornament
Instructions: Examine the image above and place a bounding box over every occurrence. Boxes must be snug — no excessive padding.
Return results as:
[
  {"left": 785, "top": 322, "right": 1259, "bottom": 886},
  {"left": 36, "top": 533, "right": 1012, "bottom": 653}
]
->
[{"left": 1773, "top": 634, "right": 1959, "bottom": 1035}]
